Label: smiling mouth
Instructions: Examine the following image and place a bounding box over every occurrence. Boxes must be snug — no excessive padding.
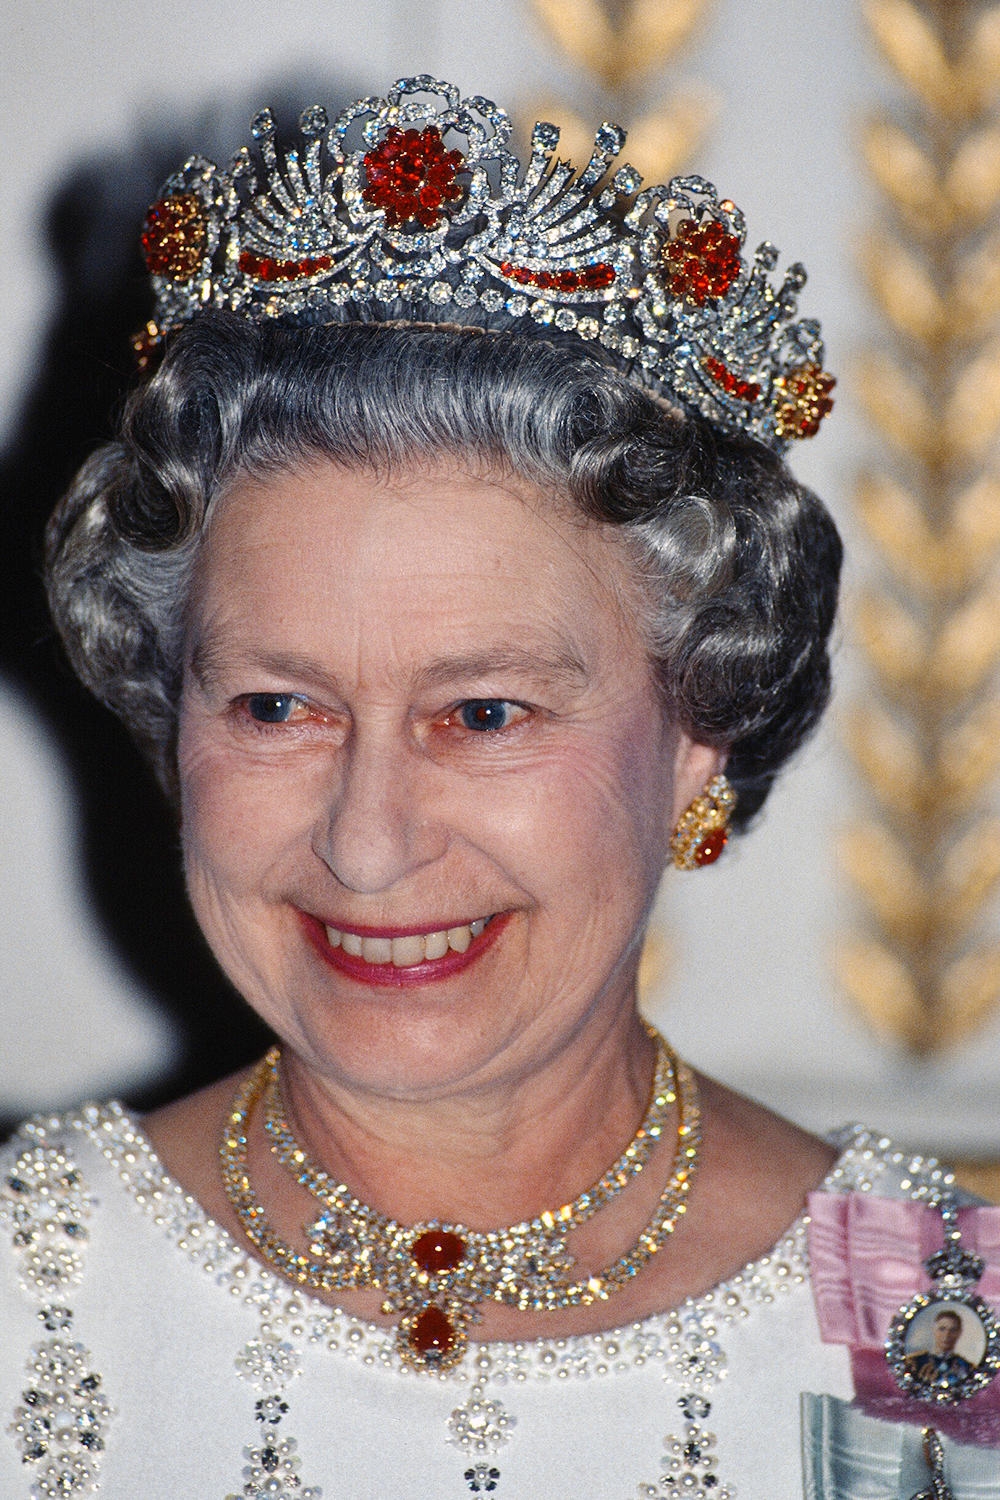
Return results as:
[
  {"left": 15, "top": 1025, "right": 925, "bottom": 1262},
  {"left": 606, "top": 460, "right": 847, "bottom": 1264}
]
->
[{"left": 324, "top": 916, "right": 495, "bottom": 969}]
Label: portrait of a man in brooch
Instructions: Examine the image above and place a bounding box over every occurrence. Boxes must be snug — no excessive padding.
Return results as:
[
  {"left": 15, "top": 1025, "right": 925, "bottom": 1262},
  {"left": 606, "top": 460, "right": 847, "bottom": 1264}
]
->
[{"left": 902, "top": 1306, "right": 979, "bottom": 1394}]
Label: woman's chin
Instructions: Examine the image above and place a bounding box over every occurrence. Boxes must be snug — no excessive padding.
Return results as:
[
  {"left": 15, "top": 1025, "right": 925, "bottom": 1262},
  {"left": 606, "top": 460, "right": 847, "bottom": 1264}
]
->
[
  {"left": 254, "top": 909, "right": 527, "bottom": 1092},
  {"left": 289, "top": 1010, "right": 521, "bottom": 1099}
]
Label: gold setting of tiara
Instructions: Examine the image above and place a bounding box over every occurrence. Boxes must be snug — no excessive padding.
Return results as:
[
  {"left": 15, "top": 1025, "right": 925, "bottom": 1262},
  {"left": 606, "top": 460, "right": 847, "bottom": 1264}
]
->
[{"left": 136, "top": 75, "right": 834, "bottom": 453}]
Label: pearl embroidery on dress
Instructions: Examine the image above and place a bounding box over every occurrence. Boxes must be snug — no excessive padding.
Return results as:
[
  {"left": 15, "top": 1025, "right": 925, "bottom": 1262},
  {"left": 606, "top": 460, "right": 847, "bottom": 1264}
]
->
[
  {"left": 447, "top": 1390, "right": 516, "bottom": 1454},
  {"left": 2, "top": 1107, "right": 955, "bottom": 1499},
  {"left": 1, "top": 1135, "right": 113, "bottom": 1499},
  {"left": 638, "top": 1391, "right": 727, "bottom": 1499},
  {"left": 229, "top": 1327, "right": 321, "bottom": 1500}
]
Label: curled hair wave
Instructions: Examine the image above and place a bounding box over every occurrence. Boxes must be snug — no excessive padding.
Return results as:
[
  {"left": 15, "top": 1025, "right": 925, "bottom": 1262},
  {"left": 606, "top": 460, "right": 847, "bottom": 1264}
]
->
[{"left": 46, "top": 312, "right": 842, "bottom": 827}]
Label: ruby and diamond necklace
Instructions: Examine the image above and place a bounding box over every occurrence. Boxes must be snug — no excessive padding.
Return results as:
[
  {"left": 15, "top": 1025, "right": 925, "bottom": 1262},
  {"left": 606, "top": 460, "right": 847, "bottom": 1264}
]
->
[{"left": 220, "top": 1030, "right": 700, "bottom": 1372}]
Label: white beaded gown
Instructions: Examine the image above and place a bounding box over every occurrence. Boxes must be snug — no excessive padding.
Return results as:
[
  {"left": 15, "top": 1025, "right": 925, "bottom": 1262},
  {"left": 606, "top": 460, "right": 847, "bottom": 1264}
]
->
[{"left": 1, "top": 1108, "right": 997, "bottom": 1499}]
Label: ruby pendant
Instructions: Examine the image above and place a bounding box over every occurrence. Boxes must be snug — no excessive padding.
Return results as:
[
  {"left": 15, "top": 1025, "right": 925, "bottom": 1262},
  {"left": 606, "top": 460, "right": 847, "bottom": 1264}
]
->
[
  {"left": 411, "top": 1229, "right": 466, "bottom": 1273},
  {"left": 407, "top": 1304, "right": 457, "bottom": 1365}
]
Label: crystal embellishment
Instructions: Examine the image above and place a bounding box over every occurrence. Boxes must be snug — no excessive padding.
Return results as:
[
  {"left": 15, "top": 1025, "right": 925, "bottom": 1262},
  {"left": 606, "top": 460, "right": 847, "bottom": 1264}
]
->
[
  {"left": 2, "top": 1140, "right": 113, "bottom": 1497},
  {"left": 647, "top": 1394, "right": 733, "bottom": 1498},
  {"left": 234, "top": 1337, "right": 303, "bottom": 1393},
  {"left": 447, "top": 1390, "right": 516, "bottom": 1454},
  {"left": 465, "top": 1462, "right": 501, "bottom": 1492},
  {"left": 226, "top": 1434, "right": 322, "bottom": 1500},
  {"left": 230, "top": 1315, "right": 320, "bottom": 1497},
  {"left": 135, "top": 75, "right": 834, "bottom": 453}
]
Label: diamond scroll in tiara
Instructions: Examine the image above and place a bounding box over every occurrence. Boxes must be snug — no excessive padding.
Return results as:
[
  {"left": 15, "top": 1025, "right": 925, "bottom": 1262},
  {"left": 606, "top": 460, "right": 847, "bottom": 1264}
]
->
[{"left": 134, "top": 75, "right": 834, "bottom": 454}]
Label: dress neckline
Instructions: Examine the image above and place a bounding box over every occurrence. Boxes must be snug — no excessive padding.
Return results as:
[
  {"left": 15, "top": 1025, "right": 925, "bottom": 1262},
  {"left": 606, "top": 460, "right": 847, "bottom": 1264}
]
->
[{"left": 16, "top": 1101, "right": 953, "bottom": 1380}]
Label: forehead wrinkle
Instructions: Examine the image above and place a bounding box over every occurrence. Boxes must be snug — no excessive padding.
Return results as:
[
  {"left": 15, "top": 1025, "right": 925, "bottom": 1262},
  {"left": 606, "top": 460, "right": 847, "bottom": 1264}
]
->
[{"left": 494, "top": 483, "right": 650, "bottom": 648}]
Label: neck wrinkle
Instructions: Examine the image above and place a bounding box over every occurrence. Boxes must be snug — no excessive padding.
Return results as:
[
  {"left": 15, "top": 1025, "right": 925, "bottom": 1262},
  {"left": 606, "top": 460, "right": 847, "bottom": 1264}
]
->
[{"left": 271, "top": 1010, "right": 661, "bottom": 1230}]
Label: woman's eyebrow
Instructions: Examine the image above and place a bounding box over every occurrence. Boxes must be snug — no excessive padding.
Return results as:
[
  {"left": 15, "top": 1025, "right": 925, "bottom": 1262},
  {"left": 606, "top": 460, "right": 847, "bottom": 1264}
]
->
[
  {"left": 188, "top": 635, "right": 591, "bottom": 696},
  {"left": 412, "top": 646, "right": 590, "bottom": 691},
  {"left": 188, "top": 636, "right": 333, "bottom": 691}
]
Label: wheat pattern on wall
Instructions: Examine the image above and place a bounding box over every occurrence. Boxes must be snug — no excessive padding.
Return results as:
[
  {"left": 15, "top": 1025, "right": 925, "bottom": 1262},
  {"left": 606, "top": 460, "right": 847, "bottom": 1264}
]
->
[
  {"left": 523, "top": 0, "right": 716, "bottom": 184},
  {"left": 838, "top": 0, "right": 1000, "bottom": 1053}
]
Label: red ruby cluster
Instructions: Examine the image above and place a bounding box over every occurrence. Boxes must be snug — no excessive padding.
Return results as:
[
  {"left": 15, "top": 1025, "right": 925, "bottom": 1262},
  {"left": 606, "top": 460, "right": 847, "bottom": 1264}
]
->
[
  {"left": 412, "top": 1230, "right": 465, "bottom": 1272},
  {"left": 363, "top": 126, "right": 465, "bottom": 229},
  {"left": 663, "top": 218, "right": 741, "bottom": 306},
  {"left": 499, "top": 260, "right": 616, "bottom": 293},
  {"left": 142, "top": 194, "right": 207, "bottom": 281},
  {"left": 409, "top": 1305, "right": 455, "bottom": 1358},
  {"left": 239, "top": 250, "right": 333, "bottom": 282},
  {"left": 705, "top": 355, "right": 760, "bottom": 404}
]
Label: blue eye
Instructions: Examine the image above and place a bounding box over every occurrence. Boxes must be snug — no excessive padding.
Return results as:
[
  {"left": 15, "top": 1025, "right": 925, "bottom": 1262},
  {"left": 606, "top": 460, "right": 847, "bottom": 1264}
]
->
[
  {"left": 459, "top": 700, "right": 515, "bottom": 732},
  {"left": 247, "top": 693, "right": 298, "bottom": 723}
]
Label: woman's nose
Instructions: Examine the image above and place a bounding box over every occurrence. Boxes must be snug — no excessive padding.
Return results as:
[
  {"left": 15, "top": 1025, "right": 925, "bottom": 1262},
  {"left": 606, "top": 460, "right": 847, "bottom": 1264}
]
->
[{"left": 311, "top": 727, "right": 447, "bottom": 895}]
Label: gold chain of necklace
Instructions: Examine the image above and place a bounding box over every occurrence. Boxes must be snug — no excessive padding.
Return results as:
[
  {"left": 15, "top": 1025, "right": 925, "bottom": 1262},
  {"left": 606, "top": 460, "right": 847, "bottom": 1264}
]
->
[{"left": 220, "top": 1031, "right": 700, "bottom": 1372}]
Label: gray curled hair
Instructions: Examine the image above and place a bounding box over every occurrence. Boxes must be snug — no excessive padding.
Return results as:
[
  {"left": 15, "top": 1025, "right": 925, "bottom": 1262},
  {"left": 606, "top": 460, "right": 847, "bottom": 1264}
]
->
[{"left": 45, "top": 313, "right": 842, "bottom": 830}]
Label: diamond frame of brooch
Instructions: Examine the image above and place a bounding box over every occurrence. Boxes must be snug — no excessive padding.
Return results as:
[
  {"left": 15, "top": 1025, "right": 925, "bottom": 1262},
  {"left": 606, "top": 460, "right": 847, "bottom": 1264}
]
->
[
  {"left": 885, "top": 1194, "right": 1000, "bottom": 1406},
  {"left": 886, "top": 1287, "right": 1000, "bottom": 1406},
  {"left": 136, "top": 74, "right": 833, "bottom": 454}
]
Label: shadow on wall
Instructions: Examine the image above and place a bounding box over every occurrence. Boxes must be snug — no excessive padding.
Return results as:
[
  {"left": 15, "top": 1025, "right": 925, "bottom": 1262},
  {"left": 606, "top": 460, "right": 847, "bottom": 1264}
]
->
[{"left": 0, "top": 77, "right": 358, "bottom": 1140}]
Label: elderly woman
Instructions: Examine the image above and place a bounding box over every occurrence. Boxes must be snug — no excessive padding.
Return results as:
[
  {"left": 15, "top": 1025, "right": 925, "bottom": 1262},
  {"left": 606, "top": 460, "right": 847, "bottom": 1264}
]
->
[{"left": 3, "top": 79, "right": 997, "bottom": 1500}]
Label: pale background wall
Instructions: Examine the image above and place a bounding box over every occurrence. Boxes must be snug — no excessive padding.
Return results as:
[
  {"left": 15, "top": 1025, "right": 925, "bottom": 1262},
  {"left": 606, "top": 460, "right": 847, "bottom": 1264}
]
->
[{"left": 2, "top": 0, "right": 998, "bottom": 1154}]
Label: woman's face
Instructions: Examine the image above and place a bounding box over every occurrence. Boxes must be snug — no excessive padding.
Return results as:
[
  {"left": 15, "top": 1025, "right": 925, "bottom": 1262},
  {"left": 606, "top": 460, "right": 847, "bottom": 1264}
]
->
[{"left": 177, "top": 456, "right": 716, "bottom": 1096}]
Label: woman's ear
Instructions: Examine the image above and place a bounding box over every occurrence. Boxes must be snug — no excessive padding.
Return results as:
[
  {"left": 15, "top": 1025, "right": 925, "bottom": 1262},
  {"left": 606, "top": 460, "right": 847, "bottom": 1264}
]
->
[{"left": 670, "top": 733, "right": 727, "bottom": 828}]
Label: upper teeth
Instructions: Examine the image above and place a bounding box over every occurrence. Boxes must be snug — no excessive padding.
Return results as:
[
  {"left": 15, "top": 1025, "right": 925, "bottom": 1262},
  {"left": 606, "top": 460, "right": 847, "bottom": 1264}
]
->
[{"left": 325, "top": 918, "right": 489, "bottom": 967}]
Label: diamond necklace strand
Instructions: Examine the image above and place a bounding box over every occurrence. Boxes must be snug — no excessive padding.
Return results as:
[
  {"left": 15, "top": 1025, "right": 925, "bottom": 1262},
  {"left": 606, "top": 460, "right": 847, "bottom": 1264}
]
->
[{"left": 220, "top": 1029, "right": 700, "bottom": 1372}]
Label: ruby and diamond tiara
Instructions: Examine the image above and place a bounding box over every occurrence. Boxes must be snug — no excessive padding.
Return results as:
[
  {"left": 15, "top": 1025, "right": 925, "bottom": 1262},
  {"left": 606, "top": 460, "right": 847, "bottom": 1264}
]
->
[{"left": 136, "top": 75, "right": 834, "bottom": 454}]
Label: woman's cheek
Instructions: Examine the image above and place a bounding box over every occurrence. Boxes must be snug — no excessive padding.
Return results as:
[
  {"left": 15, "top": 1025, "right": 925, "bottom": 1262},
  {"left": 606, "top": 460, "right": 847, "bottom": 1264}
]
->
[
  {"left": 179, "top": 734, "right": 301, "bottom": 889},
  {"left": 470, "top": 721, "right": 667, "bottom": 888}
]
